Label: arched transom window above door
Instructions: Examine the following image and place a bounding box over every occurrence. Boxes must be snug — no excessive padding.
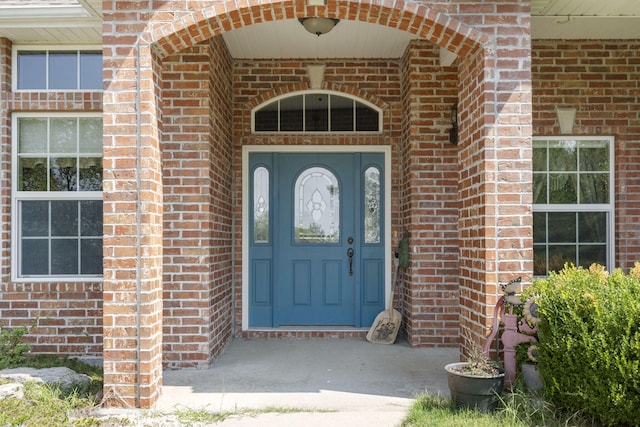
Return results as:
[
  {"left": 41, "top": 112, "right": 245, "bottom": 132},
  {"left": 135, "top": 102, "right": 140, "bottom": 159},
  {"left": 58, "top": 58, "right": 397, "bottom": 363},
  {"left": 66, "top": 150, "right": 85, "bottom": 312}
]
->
[{"left": 252, "top": 91, "right": 382, "bottom": 133}]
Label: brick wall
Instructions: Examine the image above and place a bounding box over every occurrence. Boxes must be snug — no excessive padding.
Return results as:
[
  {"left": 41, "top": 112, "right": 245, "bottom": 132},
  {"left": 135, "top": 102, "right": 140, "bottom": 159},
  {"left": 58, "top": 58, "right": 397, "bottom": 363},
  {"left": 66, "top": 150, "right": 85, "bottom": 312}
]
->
[
  {"left": 399, "top": 40, "right": 459, "bottom": 346},
  {"left": 0, "top": 36, "right": 104, "bottom": 358},
  {"left": 532, "top": 40, "right": 640, "bottom": 270},
  {"left": 160, "top": 37, "right": 234, "bottom": 369}
]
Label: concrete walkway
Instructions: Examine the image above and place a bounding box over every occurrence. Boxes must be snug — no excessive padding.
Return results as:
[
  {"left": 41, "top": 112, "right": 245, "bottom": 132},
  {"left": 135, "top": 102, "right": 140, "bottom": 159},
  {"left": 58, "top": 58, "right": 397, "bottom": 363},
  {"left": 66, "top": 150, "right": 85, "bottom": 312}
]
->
[{"left": 153, "top": 338, "right": 457, "bottom": 426}]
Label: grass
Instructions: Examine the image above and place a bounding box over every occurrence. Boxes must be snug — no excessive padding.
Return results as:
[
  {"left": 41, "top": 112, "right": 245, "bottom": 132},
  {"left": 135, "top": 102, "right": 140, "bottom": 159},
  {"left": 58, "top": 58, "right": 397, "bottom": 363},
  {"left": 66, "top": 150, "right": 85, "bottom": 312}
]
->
[
  {"left": 402, "top": 391, "right": 602, "bottom": 427},
  {"left": 173, "top": 406, "right": 332, "bottom": 426},
  {"left": 0, "top": 382, "right": 100, "bottom": 427}
]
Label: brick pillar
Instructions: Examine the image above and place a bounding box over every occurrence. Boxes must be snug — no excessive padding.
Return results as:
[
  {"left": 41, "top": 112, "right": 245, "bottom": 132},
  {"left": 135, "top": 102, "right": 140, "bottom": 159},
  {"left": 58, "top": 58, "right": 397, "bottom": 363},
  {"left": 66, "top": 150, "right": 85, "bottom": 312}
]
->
[
  {"left": 102, "top": 33, "right": 164, "bottom": 407},
  {"left": 455, "top": 3, "right": 533, "bottom": 353}
]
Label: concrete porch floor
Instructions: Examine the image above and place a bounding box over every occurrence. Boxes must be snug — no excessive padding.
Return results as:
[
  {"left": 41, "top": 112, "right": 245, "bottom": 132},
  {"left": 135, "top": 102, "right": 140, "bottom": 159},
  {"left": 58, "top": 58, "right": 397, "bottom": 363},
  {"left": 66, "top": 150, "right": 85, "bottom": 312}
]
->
[{"left": 154, "top": 337, "right": 458, "bottom": 426}]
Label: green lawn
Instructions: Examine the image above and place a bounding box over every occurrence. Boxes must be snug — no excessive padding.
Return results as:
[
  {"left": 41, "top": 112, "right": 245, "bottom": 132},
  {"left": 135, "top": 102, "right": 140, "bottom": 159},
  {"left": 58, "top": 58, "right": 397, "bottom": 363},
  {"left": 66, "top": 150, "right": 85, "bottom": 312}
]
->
[{"left": 402, "top": 392, "right": 601, "bottom": 427}]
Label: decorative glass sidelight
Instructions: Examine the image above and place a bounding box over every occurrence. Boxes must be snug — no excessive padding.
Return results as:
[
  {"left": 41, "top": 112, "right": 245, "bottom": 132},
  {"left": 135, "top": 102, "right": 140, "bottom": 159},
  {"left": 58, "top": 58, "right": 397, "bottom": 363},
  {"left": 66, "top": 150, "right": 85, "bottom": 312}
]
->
[
  {"left": 253, "top": 166, "right": 269, "bottom": 243},
  {"left": 294, "top": 167, "right": 339, "bottom": 243},
  {"left": 364, "top": 166, "right": 381, "bottom": 244}
]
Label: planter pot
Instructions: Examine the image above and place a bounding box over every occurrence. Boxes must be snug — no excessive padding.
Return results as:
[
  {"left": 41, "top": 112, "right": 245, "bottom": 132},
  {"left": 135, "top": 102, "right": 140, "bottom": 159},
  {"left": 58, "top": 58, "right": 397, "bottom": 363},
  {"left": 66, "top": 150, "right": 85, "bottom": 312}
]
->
[
  {"left": 445, "top": 362, "right": 505, "bottom": 412},
  {"left": 521, "top": 363, "right": 543, "bottom": 393}
]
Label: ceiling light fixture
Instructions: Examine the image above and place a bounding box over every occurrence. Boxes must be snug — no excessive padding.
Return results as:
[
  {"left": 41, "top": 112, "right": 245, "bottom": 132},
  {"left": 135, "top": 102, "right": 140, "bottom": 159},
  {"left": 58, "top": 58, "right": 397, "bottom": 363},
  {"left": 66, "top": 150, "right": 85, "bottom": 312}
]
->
[{"left": 299, "top": 17, "right": 340, "bottom": 36}]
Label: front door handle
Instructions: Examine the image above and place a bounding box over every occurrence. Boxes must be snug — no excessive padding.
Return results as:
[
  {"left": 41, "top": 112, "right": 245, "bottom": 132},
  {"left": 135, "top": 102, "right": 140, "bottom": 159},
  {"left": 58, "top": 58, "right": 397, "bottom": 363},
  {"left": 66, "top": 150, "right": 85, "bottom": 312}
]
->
[{"left": 347, "top": 248, "right": 354, "bottom": 276}]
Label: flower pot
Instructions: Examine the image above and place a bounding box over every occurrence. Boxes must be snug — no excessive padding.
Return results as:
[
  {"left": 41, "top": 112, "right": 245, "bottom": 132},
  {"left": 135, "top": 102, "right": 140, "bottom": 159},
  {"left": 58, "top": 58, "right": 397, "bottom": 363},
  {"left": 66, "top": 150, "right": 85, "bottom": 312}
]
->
[
  {"left": 521, "top": 363, "right": 543, "bottom": 393},
  {"left": 445, "top": 362, "right": 505, "bottom": 412}
]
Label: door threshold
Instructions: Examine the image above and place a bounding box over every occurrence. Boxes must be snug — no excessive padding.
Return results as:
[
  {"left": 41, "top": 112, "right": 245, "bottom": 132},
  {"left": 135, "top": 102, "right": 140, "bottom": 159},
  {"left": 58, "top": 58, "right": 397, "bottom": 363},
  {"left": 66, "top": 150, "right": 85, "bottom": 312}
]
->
[
  {"left": 250, "top": 326, "right": 369, "bottom": 331},
  {"left": 242, "top": 327, "right": 370, "bottom": 339}
]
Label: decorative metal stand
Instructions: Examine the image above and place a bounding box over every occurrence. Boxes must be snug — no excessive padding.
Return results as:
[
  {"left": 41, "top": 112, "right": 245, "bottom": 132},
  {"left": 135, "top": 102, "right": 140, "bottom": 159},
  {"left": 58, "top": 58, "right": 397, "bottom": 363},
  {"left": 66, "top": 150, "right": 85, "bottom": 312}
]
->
[{"left": 483, "top": 278, "right": 539, "bottom": 388}]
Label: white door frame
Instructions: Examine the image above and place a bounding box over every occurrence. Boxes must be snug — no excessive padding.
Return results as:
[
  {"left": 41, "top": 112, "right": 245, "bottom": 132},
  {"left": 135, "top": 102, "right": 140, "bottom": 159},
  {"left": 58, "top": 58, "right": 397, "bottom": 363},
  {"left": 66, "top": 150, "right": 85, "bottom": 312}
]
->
[{"left": 242, "top": 145, "right": 392, "bottom": 330}]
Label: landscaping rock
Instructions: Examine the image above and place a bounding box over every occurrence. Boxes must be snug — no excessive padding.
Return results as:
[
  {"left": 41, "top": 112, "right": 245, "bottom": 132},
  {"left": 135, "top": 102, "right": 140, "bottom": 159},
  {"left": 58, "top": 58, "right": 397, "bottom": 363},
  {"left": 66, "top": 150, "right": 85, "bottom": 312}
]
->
[
  {"left": 0, "top": 382, "right": 24, "bottom": 400},
  {"left": 0, "top": 367, "right": 90, "bottom": 392}
]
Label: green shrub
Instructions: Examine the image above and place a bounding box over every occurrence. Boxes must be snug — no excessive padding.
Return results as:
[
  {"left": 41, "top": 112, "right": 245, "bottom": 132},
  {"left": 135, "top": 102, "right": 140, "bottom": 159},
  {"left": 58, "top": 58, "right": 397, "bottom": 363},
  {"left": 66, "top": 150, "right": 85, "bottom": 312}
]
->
[
  {"left": 0, "top": 323, "right": 31, "bottom": 369},
  {"left": 533, "top": 263, "right": 640, "bottom": 427}
]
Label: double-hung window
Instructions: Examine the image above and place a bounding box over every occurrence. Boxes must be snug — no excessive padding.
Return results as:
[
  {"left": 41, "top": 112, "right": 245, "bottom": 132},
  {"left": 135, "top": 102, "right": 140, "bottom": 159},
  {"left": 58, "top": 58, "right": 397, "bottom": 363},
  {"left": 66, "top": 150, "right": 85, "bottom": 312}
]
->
[
  {"left": 532, "top": 136, "right": 614, "bottom": 276},
  {"left": 13, "top": 113, "right": 103, "bottom": 279}
]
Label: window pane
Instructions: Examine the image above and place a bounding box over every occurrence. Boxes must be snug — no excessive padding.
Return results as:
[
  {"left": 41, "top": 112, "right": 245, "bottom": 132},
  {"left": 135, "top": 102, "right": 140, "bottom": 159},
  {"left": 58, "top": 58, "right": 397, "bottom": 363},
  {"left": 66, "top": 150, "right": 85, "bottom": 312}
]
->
[
  {"left": 17, "top": 52, "right": 46, "bottom": 89},
  {"left": 80, "top": 200, "right": 103, "bottom": 236},
  {"left": 81, "top": 239, "right": 103, "bottom": 274},
  {"left": 51, "top": 200, "right": 78, "bottom": 236},
  {"left": 533, "top": 173, "right": 547, "bottom": 204},
  {"left": 253, "top": 167, "right": 269, "bottom": 243},
  {"left": 254, "top": 100, "right": 278, "bottom": 131},
  {"left": 579, "top": 141, "right": 609, "bottom": 172},
  {"left": 532, "top": 143, "right": 547, "bottom": 171},
  {"left": 79, "top": 52, "right": 102, "bottom": 90},
  {"left": 364, "top": 167, "right": 380, "bottom": 244},
  {"left": 50, "top": 157, "right": 77, "bottom": 191},
  {"left": 549, "top": 173, "right": 577, "bottom": 204},
  {"left": 549, "top": 140, "right": 577, "bottom": 171},
  {"left": 19, "top": 158, "right": 47, "bottom": 191},
  {"left": 294, "top": 167, "right": 339, "bottom": 243},
  {"left": 79, "top": 157, "right": 103, "bottom": 191},
  {"left": 580, "top": 173, "right": 608, "bottom": 204},
  {"left": 355, "top": 101, "right": 379, "bottom": 131},
  {"left": 578, "top": 212, "right": 607, "bottom": 243},
  {"left": 50, "top": 118, "right": 77, "bottom": 153},
  {"left": 51, "top": 239, "right": 78, "bottom": 274},
  {"left": 22, "top": 239, "right": 49, "bottom": 275},
  {"left": 330, "top": 95, "right": 353, "bottom": 131},
  {"left": 305, "top": 94, "right": 328, "bottom": 131},
  {"left": 49, "top": 52, "right": 78, "bottom": 89},
  {"left": 533, "top": 245, "right": 547, "bottom": 276},
  {"left": 579, "top": 245, "right": 607, "bottom": 269},
  {"left": 533, "top": 212, "right": 546, "bottom": 244},
  {"left": 18, "top": 118, "right": 47, "bottom": 153},
  {"left": 21, "top": 201, "right": 49, "bottom": 237},
  {"left": 79, "top": 117, "right": 103, "bottom": 153},
  {"left": 280, "top": 95, "right": 303, "bottom": 131},
  {"left": 548, "top": 245, "right": 576, "bottom": 271},
  {"left": 547, "top": 212, "right": 576, "bottom": 243}
]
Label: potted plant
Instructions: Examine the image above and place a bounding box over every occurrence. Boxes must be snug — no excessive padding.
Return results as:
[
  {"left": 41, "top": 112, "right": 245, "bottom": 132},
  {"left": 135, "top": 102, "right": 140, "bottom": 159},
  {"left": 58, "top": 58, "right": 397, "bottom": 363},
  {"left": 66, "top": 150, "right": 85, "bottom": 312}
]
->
[{"left": 444, "top": 333, "right": 505, "bottom": 412}]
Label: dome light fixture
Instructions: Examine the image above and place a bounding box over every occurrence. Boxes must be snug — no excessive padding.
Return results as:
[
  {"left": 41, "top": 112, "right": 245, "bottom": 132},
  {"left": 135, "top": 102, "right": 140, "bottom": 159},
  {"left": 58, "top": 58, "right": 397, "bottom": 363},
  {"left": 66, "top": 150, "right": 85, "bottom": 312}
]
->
[{"left": 298, "top": 17, "right": 340, "bottom": 36}]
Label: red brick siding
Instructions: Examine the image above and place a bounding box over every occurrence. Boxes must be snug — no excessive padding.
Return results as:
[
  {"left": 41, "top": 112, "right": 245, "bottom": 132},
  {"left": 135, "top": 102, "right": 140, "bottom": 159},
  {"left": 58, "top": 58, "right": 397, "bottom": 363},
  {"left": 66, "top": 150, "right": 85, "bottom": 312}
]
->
[
  {"left": 399, "top": 40, "right": 459, "bottom": 346},
  {"left": 160, "top": 37, "right": 233, "bottom": 369},
  {"left": 162, "top": 44, "right": 213, "bottom": 368},
  {"left": 206, "top": 36, "right": 234, "bottom": 361},
  {"left": 532, "top": 40, "right": 640, "bottom": 270}
]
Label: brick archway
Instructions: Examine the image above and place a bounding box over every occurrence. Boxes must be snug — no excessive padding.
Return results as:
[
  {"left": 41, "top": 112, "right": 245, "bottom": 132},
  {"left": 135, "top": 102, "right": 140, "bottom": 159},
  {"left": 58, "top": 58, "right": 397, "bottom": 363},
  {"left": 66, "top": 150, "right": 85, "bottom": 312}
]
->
[{"left": 103, "top": 0, "right": 532, "bottom": 408}]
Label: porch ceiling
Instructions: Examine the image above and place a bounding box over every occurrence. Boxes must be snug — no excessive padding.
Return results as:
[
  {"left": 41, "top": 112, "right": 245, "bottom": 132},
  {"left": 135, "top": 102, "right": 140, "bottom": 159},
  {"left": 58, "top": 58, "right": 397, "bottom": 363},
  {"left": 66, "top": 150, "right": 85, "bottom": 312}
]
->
[{"left": 0, "top": 0, "right": 638, "bottom": 54}]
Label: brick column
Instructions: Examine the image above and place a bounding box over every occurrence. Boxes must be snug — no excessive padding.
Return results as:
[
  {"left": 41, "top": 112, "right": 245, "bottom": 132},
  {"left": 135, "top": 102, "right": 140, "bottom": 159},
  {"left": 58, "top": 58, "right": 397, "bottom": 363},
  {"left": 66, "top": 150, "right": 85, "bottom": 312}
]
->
[
  {"left": 454, "top": 2, "right": 533, "bottom": 353},
  {"left": 102, "top": 32, "right": 164, "bottom": 406}
]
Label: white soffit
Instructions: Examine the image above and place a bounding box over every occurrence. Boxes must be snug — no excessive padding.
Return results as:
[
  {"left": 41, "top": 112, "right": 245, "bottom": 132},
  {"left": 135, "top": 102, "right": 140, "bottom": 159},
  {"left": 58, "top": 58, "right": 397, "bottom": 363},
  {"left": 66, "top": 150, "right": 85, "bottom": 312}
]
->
[
  {"left": 532, "top": 0, "right": 640, "bottom": 39},
  {"left": 0, "top": 0, "right": 101, "bottom": 44},
  {"left": 222, "top": 19, "right": 418, "bottom": 59}
]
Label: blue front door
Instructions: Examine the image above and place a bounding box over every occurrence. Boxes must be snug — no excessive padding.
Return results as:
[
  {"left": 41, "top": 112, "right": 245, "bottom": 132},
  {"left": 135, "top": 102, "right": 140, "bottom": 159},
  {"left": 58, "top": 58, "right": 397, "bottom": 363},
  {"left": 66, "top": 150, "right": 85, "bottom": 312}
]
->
[{"left": 249, "top": 152, "right": 385, "bottom": 327}]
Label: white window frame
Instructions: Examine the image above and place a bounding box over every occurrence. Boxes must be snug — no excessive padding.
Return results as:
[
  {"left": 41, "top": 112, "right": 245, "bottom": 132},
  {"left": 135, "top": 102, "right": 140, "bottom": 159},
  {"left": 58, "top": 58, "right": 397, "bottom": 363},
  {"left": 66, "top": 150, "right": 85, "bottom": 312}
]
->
[
  {"left": 11, "top": 112, "right": 103, "bottom": 282},
  {"left": 532, "top": 135, "right": 615, "bottom": 275},
  {"left": 12, "top": 45, "right": 103, "bottom": 92},
  {"left": 251, "top": 90, "right": 383, "bottom": 134}
]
